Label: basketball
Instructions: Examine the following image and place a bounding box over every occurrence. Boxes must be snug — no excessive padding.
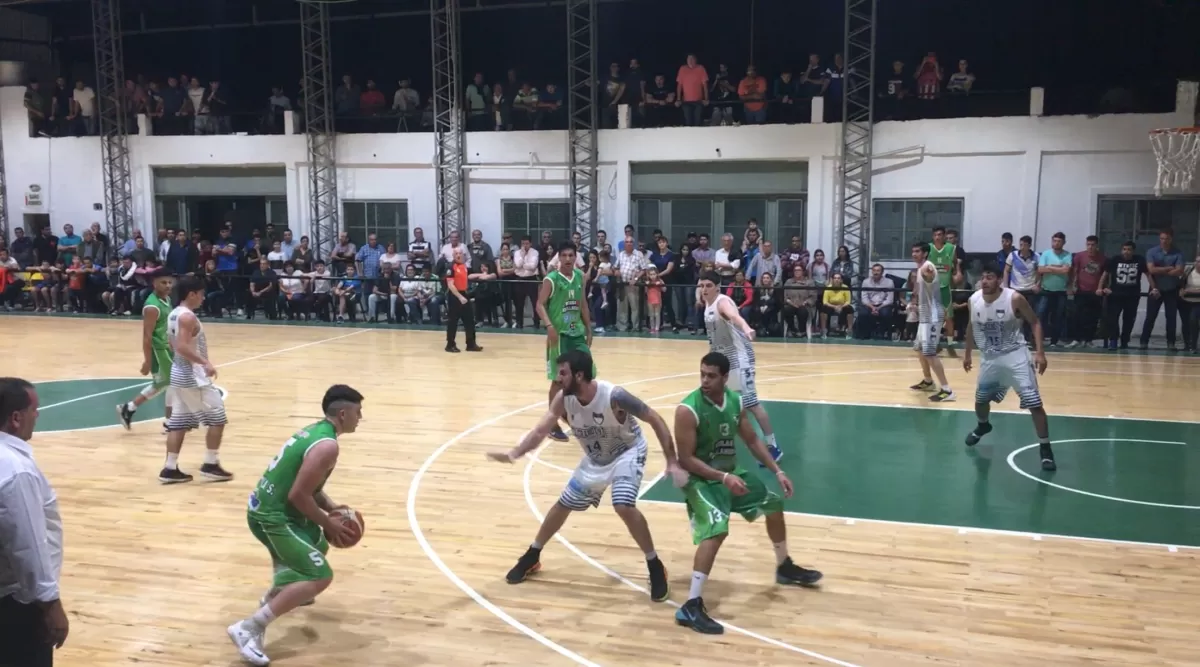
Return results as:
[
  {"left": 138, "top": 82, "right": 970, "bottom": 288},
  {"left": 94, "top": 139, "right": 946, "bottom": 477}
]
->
[{"left": 328, "top": 508, "right": 365, "bottom": 549}]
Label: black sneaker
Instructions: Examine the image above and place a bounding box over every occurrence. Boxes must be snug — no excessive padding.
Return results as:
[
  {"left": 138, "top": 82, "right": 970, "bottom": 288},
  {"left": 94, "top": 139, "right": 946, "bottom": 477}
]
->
[
  {"left": 675, "top": 597, "right": 723, "bottom": 635},
  {"left": 506, "top": 547, "right": 542, "bottom": 584},
  {"left": 1040, "top": 444, "right": 1057, "bottom": 472},
  {"left": 965, "top": 421, "right": 993, "bottom": 446},
  {"left": 929, "top": 389, "right": 956, "bottom": 403},
  {"left": 158, "top": 467, "right": 194, "bottom": 484},
  {"left": 647, "top": 557, "right": 669, "bottom": 602},
  {"left": 199, "top": 463, "right": 234, "bottom": 482},
  {"left": 776, "top": 557, "right": 823, "bottom": 587},
  {"left": 910, "top": 379, "right": 935, "bottom": 391},
  {"left": 548, "top": 427, "right": 570, "bottom": 442},
  {"left": 445, "top": 345, "right": 460, "bottom": 353},
  {"left": 466, "top": 344, "right": 483, "bottom": 352},
  {"left": 116, "top": 403, "right": 135, "bottom": 430}
]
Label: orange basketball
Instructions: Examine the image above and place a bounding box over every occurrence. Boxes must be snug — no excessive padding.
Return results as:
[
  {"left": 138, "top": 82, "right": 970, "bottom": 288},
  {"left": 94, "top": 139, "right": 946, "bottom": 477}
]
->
[{"left": 328, "top": 508, "right": 364, "bottom": 549}]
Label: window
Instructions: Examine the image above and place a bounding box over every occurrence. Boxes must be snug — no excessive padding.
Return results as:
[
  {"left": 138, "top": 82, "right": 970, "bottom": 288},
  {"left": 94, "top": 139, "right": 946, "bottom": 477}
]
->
[
  {"left": 722, "top": 199, "right": 767, "bottom": 240},
  {"left": 266, "top": 199, "right": 288, "bottom": 228},
  {"left": 1096, "top": 196, "right": 1199, "bottom": 258},
  {"left": 777, "top": 198, "right": 806, "bottom": 249},
  {"left": 633, "top": 200, "right": 661, "bottom": 245},
  {"left": 870, "top": 198, "right": 965, "bottom": 260},
  {"left": 669, "top": 199, "right": 715, "bottom": 248},
  {"left": 502, "top": 200, "right": 571, "bottom": 244},
  {"left": 342, "top": 201, "right": 409, "bottom": 250},
  {"left": 155, "top": 196, "right": 186, "bottom": 232}
]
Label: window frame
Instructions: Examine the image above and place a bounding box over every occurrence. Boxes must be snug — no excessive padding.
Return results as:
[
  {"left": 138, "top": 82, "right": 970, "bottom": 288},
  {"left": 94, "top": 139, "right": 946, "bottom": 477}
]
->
[
  {"left": 501, "top": 199, "right": 572, "bottom": 245},
  {"left": 629, "top": 196, "right": 807, "bottom": 251},
  {"left": 1095, "top": 195, "right": 1200, "bottom": 259},
  {"left": 341, "top": 200, "right": 410, "bottom": 252},
  {"left": 869, "top": 197, "right": 966, "bottom": 261}
]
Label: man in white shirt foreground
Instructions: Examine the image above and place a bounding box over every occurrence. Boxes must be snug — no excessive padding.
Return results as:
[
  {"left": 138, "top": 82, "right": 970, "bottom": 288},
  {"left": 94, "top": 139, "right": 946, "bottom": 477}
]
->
[{"left": 0, "top": 377, "right": 68, "bottom": 666}]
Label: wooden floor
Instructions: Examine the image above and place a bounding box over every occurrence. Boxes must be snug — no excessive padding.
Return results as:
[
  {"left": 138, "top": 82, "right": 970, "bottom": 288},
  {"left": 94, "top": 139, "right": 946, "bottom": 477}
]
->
[{"left": 4, "top": 315, "right": 1199, "bottom": 667}]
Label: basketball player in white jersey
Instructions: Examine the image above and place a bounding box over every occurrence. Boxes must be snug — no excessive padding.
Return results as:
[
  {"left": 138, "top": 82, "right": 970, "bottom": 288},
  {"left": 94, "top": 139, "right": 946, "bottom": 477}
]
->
[
  {"left": 161, "top": 276, "right": 233, "bottom": 484},
  {"left": 962, "top": 263, "right": 1056, "bottom": 471},
  {"left": 909, "top": 242, "right": 955, "bottom": 402},
  {"left": 487, "top": 349, "right": 686, "bottom": 602},
  {"left": 696, "top": 270, "right": 782, "bottom": 462}
]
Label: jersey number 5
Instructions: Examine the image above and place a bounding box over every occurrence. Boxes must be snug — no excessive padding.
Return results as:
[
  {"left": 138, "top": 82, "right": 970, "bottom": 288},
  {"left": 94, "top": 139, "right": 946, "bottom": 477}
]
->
[{"left": 267, "top": 437, "right": 298, "bottom": 472}]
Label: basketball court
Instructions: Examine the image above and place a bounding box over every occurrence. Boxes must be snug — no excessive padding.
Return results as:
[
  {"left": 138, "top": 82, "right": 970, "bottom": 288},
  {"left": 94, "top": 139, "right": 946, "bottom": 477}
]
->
[{"left": 5, "top": 316, "right": 1198, "bottom": 667}]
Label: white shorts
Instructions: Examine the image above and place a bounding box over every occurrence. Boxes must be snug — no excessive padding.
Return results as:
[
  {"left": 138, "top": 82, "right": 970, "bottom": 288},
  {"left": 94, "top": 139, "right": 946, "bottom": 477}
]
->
[
  {"left": 558, "top": 443, "right": 647, "bottom": 511},
  {"left": 727, "top": 366, "right": 759, "bottom": 409},
  {"left": 976, "top": 349, "right": 1043, "bottom": 410},
  {"left": 913, "top": 322, "right": 941, "bottom": 357},
  {"left": 166, "top": 385, "right": 228, "bottom": 431}
]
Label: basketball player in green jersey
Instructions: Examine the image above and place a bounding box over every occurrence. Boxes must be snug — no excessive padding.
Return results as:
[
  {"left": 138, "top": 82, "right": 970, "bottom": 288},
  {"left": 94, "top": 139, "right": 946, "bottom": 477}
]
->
[
  {"left": 227, "top": 384, "right": 365, "bottom": 667},
  {"left": 673, "top": 351, "right": 823, "bottom": 635},
  {"left": 117, "top": 269, "right": 175, "bottom": 430},
  {"left": 928, "top": 226, "right": 962, "bottom": 351},
  {"left": 536, "top": 241, "right": 593, "bottom": 441}
]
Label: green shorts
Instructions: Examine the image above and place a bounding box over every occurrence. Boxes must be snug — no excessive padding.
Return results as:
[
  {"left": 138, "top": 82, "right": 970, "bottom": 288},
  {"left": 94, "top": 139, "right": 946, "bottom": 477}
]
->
[
  {"left": 248, "top": 515, "right": 332, "bottom": 587},
  {"left": 547, "top": 335, "right": 595, "bottom": 381},
  {"left": 683, "top": 468, "right": 784, "bottom": 545},
  {"left": 150, "top": 347, "right": 173, "bottom": 391},
  {"left": 939, "top": 284, "right": 952, "bottom": 311}
]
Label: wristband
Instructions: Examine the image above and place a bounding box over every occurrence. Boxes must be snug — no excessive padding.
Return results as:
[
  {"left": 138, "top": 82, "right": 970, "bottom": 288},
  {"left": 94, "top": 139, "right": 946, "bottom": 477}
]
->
[
  {"left": 775, "top": 470, "right": 786, "bottom": 477},
  {"left": 721, "top": 472, "right": 729, "bottom": 483}
]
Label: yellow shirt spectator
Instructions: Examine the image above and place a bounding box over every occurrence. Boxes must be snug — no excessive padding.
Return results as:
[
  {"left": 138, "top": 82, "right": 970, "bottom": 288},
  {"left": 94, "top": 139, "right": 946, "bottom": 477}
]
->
[{"left": 822, "top": 284, "right": 851, "bottom": 307}]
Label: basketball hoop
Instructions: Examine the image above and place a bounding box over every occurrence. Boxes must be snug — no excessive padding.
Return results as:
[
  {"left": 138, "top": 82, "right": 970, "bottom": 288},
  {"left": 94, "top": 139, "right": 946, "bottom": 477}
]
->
[{"left": 1149, "top": 127, "right": 1200, "bottom": 196}]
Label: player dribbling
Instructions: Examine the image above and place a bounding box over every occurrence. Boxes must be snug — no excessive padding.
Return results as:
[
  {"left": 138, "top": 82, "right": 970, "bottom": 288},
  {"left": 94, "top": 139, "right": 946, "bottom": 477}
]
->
[
  {"left": 227, "top": 384, "right": 365, "bottom": 666},
  {"left": 673, "top": 352, "right": 822, "bottom": 635},
  {"left": 488, "top": 349, "right": 685, "bottom": 602},
  {"left": 962, "top": 263, "right": 1057, "bottom": 471}
]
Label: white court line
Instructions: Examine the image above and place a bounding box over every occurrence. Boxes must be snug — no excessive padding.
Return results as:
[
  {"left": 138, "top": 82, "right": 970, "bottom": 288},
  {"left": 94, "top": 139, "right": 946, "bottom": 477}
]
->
[
  {"left": 37, "top": 328, "right": 372, "bottom": 412},
  {"left": 1006, "top": 439, "right": 1197, "bottom": 510},
  {"left": 407, "top": 357, "right": 881, "bottom": 666}
]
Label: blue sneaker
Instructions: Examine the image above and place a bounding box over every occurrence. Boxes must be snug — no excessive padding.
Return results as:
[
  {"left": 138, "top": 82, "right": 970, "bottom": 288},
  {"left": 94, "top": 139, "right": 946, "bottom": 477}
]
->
[
  {"left": 675, "top": 597, "right": 723, "bottom": 634},
  {"left": 548, "top": 427, "right": 570, "bottom": 442}
]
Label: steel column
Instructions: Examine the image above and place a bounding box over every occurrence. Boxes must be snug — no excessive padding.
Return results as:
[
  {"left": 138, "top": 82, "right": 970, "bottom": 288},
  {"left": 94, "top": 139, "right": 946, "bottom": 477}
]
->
[
  {"left": 838, "top": 0, "right": 877, "bottom": 276},
  {"left": 300, "top": 0, "right": 339, "bottom": 259},
  {"left": 566, "top": 0, "right": 598, "bottom": 248},
  {"left": 431, "top": 0, "right": 465, "bottom": 243},
  {"left": 92, "top": 0, "right": 134, "bottom": 246}
]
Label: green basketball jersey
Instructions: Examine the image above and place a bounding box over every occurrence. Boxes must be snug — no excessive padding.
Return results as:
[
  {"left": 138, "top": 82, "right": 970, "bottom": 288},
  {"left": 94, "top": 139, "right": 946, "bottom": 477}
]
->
[
  {"left": 928, "top": 243, "right": 956, "bottom": 288},
  {"left": 143, "top": 293, "right": 172, "bottom": 350},
  {"left": 248, "top": 420, "right": 337, "bottom": 527},
  {"left": 680, "top": 386, "right": 741, "bottom": 477},
  {"left": 545, "top": 268, "right": 585, "bottom": 338}
]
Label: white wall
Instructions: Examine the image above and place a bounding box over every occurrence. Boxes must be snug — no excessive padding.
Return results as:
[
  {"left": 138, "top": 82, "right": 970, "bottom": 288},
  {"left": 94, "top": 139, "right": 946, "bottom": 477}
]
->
[{"left": 2, "top": 85, "right": 1193, "bottom": 257}]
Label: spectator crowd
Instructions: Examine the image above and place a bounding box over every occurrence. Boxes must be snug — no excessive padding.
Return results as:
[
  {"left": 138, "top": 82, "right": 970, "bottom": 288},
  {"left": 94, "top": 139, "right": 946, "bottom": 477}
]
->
[{"left": 1, "top": 217, "right": 1195, "bottom": 354}]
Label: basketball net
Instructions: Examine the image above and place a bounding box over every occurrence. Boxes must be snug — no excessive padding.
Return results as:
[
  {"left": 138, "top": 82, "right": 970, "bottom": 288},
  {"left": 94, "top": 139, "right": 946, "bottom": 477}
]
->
[{"left": 1149, "top": 127, "right": 1200, "bottom": 196}]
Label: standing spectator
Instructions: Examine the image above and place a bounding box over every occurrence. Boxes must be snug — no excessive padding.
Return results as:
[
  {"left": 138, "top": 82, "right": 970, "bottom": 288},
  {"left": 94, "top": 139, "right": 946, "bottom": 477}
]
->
[
  {"left": 33, "top": 227, "right": 58, "bottom": 266},
  {"left": 621, "top": 58, "right": 647, "bottom": 127},
  {"left": 279, "top": 230, "right": 296, "bottom": 261},
  {"left": 56, "top": 225, "right": 81, "bottom": 264},
  {"left": 290, "top": 236, "right": 313, "bottom": 273},
  {"left": 779, "top": 236, "right": 808, "bottom": 278},
  {"left": 1140, "top": 229, "right": 1186, "bottom": 350},
  {"left": 355, "top": 234, "right": 384, "bottom": 296},
  {"left": 600, "top": 63, "right": 625, "bottom": 129},
  {"left": 748, "top": 240, "right": 782, "bottom": 286},
  {"left": 439, "top": 230, "right": 464, "bottom": 264},
  {"left": 799, "top": 54, "right": 824, "bottom": 100},
  {"left": 914, "top": 53, "right": 943, "bottom": 100},
  {"left": 809, "top": 249, "right": 830, "bottom": 288},
  {"left": 334, "top": 75, "right": 361, "bottom": 129},
  {"left": 821, "top": 54, "right": 848, "bottom": 122},
  {"left": 0, "top": 377, "right": 68, "bottom": 667},
  {"left": 859, "top": 263, "right": 895, "bottom": 339},
  {"left": 464, "top": 73, "right": 491, "bottom": 131},
  {"left": 512, "top": 236, "right": 541, "bottom": 328},
  {"left": 407, "top": 227, "right": 433, "bottom": 273},
  {"left": 1003, "top": 235, "right": 1040, "bottom": 297},
  {"left": 379, "top": 243, "right": 404, "bottom": 273},
  {"left": 80, "top": 230, "right": 106, "bottom": 267},
  {"left": 737, "top": 66, "right": 768, "bottom": 124},
  {"left": 647, "top": 237, "right": 677, "bottom": 328},
  {"left": 467, "top": 230, "right": 494, "bottom": 269},
  {"left": 330, "top": 232, "right": 356, "bottom": 276},
  {"left": 713, "top": 233, "right": 742, "bottom": 284},
  {"left": 946, "top": 60, "right": 975, "bottom": 94},
  {"left": 773, "top": 68, "right": 801, "bottom": 123},
  {"left": 0, "top": 249, "right": 22, "bottom": 310},
  {"left": 707, "top": 64, "right": 737, "bottom": 126},
  {"left": 266, "top": 241, "right": 285, "bottom": 270},
  {"left": 159, "top": 76, "right": 187, "bottom": 135},
  {"left": 1037, "top": 232, "right": 1072, "bottom": 346},
  {"left": 1098, "top": 241, "right": 1156, "bottom": 350},
  {"left": 672, "top": 244, "right": 697, "bottom": 332},
  {"left": 830, "top": 245, "right": 856, "bottom": 286},
  {"left": 444, "top": 249, "right": 482, "bottom": 353},
  {"left": 996, "top": 232, "right": 1014, "bottom": 267},
  {"left": 393, "top": 79, "right": 420, "bottom": 130},
  {"left": 24, "top": 80, "right": 48, "bottom": 137},
  {"left": 1069, "top": 235, "right": 1107, "bottom": 348},
  {"left": 1181, "top": 254, "right": 1200, "bottom": 354},
  {"left": 73, "top": 80, "right": 96, "bottom": 135},
  {"left": 359, "top": 79, "right": 386, "bottom": 120},
  {"left": 614, "top": 237, "right": 649, "bottom": 332},
  {"left": 10, "top": 228, "right": 35, "bottom": 268},
  {"left": 675, "top": 54, "right": 709, "bottom": 127}
]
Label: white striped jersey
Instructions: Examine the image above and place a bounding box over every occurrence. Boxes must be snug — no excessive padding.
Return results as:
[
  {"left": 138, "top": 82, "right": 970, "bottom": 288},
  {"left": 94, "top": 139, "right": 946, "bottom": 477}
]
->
[
  {"left": 563, "top": 380, "right": 646, "bottom": 466},
  {"left": 167, "top": 306, "right": 211, "bottom": 388},
  {"left": 969, "top": 288, "right": 1026, "bottom": 358},
  {"left": 915, "top": 260, "right": 943, "bottom": 324},
  {"left": 704, "top": 293, "right": 755, "bottom": 370}
]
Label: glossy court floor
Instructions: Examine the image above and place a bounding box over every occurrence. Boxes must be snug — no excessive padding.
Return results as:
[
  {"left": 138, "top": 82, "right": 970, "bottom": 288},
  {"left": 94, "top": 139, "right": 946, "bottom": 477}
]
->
[{"left": 5, "top": 315, "right": 1199, "bottom": 667}]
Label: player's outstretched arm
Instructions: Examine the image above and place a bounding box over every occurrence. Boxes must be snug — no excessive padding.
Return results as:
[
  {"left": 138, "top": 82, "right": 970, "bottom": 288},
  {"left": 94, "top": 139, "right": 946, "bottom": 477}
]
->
[
  {"left": 611, "top": 386, "right": 677, "bottom": 464},
  {"left": 674, "top": 406, "right": 724, "bottom": 483},
  {"left": 489, "top": 392, "right": 567, "bottom": 463},
  {"left": 716, "top": 293, "right": 754, "bottom": 337}
]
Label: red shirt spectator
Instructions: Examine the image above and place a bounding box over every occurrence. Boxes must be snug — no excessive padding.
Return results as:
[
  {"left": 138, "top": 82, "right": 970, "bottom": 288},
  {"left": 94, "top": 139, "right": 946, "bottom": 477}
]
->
[
  {"left": 1072, "top": 244, "right": 1107, "bottom": 293},
  {"left": 726, "top": 277, "right": 754, "bottom": 308},
  {"left": 360, "top": 81, "right": 385, "bottom": 115},
  {"left": 676, "top": 56, "right": 709, "bottom": 103}
]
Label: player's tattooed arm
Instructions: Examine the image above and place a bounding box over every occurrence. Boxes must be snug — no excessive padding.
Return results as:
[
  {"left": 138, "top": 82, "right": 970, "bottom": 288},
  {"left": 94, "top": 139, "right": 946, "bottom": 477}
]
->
[
  {"left": 612, "top": 387, "right": 679, "bottom": 464},
  {"left": 490, "top": 392, "right": 567, "bottom": 463}
]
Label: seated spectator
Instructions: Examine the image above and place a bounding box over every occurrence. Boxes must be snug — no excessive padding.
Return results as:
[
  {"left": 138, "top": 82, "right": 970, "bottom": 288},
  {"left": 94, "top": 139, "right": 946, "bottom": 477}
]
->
[
  {"left": 279, "top": 263, "right": 309, "bottom": 321},
  {"left": 247, "top": 257, "right": 279, "bottom": 320},
  {"left": 535, "top": 83, "right": 563, "bottom": 130},
  {"left": 307, "top": 259, "right": 334, "bottom": 321},
  {"left": 951, "top": 273, "right": 972, "bottom": 342},
  {"left": 782, "top": 264, "right": 817, "bottom": 337},
  {"left": 754, "top": 272, "right": 782, "bottom": 336},
  {"left": 334, "top": 264, "right": 362, "bottom": 323},
  {"left": 202, "top": 259, "right": 225, "bottom": 317},
  {"left": 418, "top": 266, "right": 443, "bottom": 324},
  {"left": 858, "top": 263, "right": 895, "bottom": 339},
  {"left": 368, "top": 265, "right": 400, "bottom": 323},
  {"left": 398, "top": 264, "right": 423, "bottom": 323},
  {"left": 725, "top": 270, "right": 754, "bottom": 322},
  {"left": 820, "top": 272, "right": 854, "bottom": 337},
  {"left": 33, "top": 261, "right": 65, "bottom": 312}
]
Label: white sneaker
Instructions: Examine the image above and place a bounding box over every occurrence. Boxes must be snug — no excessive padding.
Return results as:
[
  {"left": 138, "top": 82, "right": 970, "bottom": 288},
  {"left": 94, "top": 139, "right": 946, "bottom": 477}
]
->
[{"left": 227, "top": 621, "right": 270, "bottom": 666}]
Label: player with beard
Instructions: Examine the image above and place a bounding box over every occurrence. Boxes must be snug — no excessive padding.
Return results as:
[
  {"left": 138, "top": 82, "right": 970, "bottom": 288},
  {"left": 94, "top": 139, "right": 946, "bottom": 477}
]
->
[
  {"left": 488, "top": 349, "right": 686, "bottom": 602},
  {"left": 962, "top": 263, "right": 1056, "bottom": 471}
]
